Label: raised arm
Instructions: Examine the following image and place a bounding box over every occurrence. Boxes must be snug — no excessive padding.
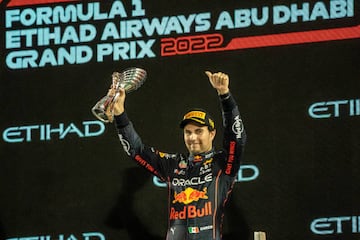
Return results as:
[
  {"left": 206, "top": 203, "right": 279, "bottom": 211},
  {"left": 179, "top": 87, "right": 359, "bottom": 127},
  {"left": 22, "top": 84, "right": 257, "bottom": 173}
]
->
[
  {"left": 108, "top": 86, "right": 176, "bottom": 181},
  {"left": 206, "top": 71, "right": 246, "bottom": 176}
]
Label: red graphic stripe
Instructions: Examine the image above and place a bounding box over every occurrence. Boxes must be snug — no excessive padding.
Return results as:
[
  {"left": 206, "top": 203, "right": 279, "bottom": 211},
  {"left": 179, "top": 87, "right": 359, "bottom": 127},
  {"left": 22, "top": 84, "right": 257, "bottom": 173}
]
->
[
  {"left": 221, "top": 24, "right": 360, "bottom": 51},
  {"left": 160, "top": 25, "right": 360, "bottom": 57},
  {"left": 7, "top": 0, "right": 78, "bottom": 7}
]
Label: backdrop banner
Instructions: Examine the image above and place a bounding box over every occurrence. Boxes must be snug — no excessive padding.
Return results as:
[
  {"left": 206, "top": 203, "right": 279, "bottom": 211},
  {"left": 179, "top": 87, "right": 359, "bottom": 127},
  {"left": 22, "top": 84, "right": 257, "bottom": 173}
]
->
[{"left": 1, "top": 0, "right": 359, "bottom": 239}]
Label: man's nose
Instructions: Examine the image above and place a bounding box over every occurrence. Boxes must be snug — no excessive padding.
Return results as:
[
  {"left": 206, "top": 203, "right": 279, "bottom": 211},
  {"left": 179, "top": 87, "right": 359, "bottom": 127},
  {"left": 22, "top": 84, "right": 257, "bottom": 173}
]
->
[{"left": 189, "top": 133, "right": 196, "bottom": 140}]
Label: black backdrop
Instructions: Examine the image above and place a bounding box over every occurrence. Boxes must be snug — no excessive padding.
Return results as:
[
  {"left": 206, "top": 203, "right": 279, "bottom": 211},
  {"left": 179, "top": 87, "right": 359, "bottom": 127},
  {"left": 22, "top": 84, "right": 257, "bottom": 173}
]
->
[{"left": 1, "top": 0, "right": 359, "bottom": 239}]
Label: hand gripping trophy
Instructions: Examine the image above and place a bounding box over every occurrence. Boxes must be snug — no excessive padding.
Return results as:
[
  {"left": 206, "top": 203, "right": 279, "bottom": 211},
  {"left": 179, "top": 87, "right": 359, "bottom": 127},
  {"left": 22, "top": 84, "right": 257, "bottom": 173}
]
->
[{"left": 92, "top": 67, "right": 147, "bottom": 123}]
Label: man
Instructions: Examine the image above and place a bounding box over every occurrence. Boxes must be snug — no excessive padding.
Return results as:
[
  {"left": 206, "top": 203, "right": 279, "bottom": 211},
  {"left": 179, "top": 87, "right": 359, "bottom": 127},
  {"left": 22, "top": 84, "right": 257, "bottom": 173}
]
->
[{"left": 110, "top": 71, "right": 246, "bottom": 240}]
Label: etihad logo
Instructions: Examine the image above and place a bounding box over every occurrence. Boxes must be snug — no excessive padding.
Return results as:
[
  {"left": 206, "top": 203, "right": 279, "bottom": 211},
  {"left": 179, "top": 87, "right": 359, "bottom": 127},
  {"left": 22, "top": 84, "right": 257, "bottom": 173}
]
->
[
  {"left": 173, "top": 187, "right": 208, "bottom": 204},
  {"left": 308, "top": 98, "right": 360, "bottom": 119},
  {"left": 2, "top": 120, "right": 105, "bottom": 143},
  {"left": 170, "top": 202, "right": 212, "bottom": 220},
  {"left": 311, "top": 215, "right": 360, "bottom": 235},
  {"left": 6, "top": 232, "right": 105, "bottom": 240}
]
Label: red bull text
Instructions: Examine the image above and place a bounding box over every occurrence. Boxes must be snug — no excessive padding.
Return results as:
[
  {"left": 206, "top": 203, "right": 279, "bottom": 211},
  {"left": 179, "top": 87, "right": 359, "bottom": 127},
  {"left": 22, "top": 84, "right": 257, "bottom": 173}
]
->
[{"left": 170, "top": 202, "right": 212, "bottom": 220}]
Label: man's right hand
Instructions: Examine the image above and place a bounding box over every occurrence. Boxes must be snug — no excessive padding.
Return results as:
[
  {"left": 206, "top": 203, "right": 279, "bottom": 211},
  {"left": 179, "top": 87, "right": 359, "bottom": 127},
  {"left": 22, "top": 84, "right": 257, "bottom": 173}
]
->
[
  {"left": 113, "top": 88, "right": 126, "bottom": 116},
  {"left": 106, "top": 88, "right": 126, "bottom": 118}
]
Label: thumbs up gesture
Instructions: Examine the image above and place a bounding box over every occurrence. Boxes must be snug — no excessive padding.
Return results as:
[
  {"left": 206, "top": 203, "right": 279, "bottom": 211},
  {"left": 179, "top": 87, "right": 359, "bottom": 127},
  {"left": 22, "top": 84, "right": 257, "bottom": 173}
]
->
[{"left": 205, "top": 71, "right": 230, "bottom": 95}]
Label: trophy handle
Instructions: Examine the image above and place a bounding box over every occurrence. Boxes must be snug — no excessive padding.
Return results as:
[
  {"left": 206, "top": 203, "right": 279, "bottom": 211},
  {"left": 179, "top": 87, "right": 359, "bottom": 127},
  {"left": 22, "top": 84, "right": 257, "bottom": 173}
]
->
[
  {"left": 91, "top": 67, "right": 147, "bottom": 123},
  {"left": 91, "top": 94, "right": 115, "bottom": 123}
]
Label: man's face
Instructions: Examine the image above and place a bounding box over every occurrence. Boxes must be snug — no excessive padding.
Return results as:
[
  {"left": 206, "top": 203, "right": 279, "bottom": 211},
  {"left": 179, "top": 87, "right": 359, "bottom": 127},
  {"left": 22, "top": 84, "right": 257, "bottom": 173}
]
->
[{"left": 183, "top": 122, "right": 216, "bottom": 155}]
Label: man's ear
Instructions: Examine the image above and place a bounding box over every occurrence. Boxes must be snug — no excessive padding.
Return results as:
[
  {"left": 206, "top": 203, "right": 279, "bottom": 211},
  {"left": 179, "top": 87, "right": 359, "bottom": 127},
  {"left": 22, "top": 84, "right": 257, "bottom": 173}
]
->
[{"left": 210, "top": 129, "right": 216, "bottom": 140}]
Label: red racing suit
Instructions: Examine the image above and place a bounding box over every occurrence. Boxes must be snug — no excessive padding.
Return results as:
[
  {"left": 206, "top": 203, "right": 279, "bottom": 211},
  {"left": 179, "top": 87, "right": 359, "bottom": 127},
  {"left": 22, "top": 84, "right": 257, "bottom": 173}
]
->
[{"left": 114, "top": 92, "right": 246, "bottom": 240}]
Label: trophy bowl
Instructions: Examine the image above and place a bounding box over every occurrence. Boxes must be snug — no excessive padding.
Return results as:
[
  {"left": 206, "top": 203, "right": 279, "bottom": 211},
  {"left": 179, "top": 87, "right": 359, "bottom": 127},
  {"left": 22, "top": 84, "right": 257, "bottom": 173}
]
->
[{"left": 92, "top": 67, "right": 147, "bottom": 123}]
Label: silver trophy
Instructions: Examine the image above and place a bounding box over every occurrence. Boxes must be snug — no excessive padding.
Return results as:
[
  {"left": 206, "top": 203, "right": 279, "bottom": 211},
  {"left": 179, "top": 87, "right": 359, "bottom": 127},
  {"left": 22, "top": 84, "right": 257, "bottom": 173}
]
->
[{"left": 92, "top": 67, "right": 147, "bottom": 123}]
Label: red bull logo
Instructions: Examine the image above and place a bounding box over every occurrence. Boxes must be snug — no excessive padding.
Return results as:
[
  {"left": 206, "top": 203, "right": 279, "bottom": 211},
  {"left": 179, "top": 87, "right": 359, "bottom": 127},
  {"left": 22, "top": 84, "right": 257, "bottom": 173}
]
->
[
  {"left": 173, "top": 187, "right": 208, "bottom": 204},
  {"left": 170, "top": 202, "right": 212, "bottom": 220},
  {"left": 193, "top": 155, "right": 203, "bottom": 163}
]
